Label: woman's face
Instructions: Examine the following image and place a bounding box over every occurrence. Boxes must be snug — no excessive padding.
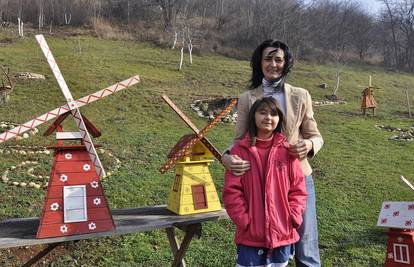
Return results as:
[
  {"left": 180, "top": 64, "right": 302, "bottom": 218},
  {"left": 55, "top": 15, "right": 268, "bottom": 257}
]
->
[
  {"left": 255, "top": 105, "right": 279, "bottom": 138},
  {"left": 261, "top": 47, "right": 285, "bottom": 81}
]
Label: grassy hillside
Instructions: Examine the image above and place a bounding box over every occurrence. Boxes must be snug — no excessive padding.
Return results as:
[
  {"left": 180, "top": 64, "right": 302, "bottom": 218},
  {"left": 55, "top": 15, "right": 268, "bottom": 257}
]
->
[{"left": 0, "top": 29, "right": 414, "bottom": 266}]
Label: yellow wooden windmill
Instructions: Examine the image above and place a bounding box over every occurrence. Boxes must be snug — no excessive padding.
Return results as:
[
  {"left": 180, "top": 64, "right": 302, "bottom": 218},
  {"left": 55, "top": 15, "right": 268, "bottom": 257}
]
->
[{"left": 159, "top": 95, "right": 237, "bottom": 215}]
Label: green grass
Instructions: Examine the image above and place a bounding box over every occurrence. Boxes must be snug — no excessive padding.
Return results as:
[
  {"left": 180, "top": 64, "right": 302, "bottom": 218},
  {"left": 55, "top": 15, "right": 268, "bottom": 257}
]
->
[{"left": 1, "top": 29, "right": 414, "bottom": 266}]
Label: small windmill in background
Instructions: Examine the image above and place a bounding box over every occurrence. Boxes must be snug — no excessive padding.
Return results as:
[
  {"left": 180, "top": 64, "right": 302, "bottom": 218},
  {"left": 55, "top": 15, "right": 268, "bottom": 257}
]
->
[
  {"left": 377, "top": 175, "right": 414, "bottom": 266},
  {"left": 361, "top": 75, "right": 378, "bottom": 116}
]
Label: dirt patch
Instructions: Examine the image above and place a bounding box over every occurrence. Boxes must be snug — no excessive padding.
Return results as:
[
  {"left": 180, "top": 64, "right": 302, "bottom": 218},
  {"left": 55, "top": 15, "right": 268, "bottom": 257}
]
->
[{"left": 0, "top": 244, "right": 73, "bottom": 266}]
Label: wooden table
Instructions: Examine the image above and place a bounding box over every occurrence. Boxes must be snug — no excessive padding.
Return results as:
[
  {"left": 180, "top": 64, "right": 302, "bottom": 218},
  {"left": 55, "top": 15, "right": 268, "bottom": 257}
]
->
[{"left": 0, "top": 205, "right": 228, "bottom": 267}]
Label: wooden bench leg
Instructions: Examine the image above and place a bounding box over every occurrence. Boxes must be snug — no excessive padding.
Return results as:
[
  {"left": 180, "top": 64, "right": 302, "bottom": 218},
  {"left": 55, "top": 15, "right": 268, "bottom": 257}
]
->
[
  {"left": 167, "top": 228, "right": 186, "bottom": 267},
  {"left": 167, "top": 223, "right": 202, "bottom": 267},
  {"left": 21, "top": 242, "right": 62, "bottom": 267}
]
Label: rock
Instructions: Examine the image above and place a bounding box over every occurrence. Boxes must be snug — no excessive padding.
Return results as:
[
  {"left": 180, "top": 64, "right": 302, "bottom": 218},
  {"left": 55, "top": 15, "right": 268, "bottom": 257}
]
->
[
  {"left": 200, "top": 102, "right": 209, "bottom": 112},
  {"left": 319, "top": 83, "right": 328, "bottom": 89},
  {"left": 213, "top": 108, "right": 223, "bottom": 115},
  {"left": 23, "top": 133, "right": 29, "bottom": 139},
  {"left": 15, "top": 72, "right": 46, "bottom": 80}
]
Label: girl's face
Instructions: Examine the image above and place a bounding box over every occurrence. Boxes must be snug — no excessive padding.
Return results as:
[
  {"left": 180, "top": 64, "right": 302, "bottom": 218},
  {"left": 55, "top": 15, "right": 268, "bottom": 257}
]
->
[
  {"left": 255, "top": 105, "right": 279, "bottom": 138},
  {"left": 261, "top": 47, "right": 285, "bottom": 81}
]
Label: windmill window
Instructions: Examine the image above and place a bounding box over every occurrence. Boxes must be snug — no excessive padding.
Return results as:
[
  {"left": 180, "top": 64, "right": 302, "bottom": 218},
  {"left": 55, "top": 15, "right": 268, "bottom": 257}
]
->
[
  {"left": 173, "top": 174, "right": 181, "bottom": 192},
  {"left": 393, "top": 243, "right": 410, "bottom": 264},
  {"left": 63, "top": 185, "right": 87, "bottom": 223}
]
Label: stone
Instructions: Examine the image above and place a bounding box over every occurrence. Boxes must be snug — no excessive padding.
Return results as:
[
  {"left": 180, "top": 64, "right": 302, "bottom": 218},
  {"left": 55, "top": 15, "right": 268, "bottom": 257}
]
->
[{"left": 15, "top": 72, "right": 46, "bottom": 80}]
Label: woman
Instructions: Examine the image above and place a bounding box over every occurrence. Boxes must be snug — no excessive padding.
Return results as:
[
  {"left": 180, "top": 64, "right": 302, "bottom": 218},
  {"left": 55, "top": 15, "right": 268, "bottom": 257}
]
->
[{"left": 223, "top": 40, "right": 324, "bottom": 267}]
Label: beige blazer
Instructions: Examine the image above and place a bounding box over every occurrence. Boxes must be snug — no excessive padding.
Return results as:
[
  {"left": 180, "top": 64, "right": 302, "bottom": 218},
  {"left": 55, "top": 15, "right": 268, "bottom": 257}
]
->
[{"left": 234, "top": 83, "right": 323, "bottom": 176}]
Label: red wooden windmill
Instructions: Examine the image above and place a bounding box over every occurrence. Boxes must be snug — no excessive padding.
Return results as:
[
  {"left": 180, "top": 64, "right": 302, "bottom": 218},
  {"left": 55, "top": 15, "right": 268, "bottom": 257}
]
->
[
  {"left": 377, "top": 176, "right": 414, "bottom": 266},
  {"left": 0, "top": 34, "right": 140, "bottom": 238}
]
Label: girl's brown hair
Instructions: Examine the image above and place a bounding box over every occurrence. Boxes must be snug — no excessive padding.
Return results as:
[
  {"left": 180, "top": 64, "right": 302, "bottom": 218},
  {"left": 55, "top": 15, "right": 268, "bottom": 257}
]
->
[{"left": 247, "top": 97, "right": 284, "bottom": 145}]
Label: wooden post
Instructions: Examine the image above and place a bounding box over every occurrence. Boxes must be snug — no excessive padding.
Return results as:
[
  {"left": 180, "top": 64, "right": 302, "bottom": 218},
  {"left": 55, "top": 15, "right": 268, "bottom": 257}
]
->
[{"left": 406, "top": 89, "right": 412, "bottom": 118}]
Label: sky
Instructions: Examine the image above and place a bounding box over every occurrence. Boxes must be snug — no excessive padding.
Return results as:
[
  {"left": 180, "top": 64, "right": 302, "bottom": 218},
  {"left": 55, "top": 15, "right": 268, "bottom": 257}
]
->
[
  {"left": 360, "top": 0, "right": 385, "bottom": 15},
  {"left": 303, "top": 0, "right": 385, "bottom": 16}
]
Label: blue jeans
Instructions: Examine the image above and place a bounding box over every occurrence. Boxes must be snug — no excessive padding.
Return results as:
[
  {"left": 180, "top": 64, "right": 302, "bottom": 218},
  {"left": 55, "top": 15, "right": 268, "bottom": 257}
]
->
[{"left": 294, "top": 175, "right": 321, "bottom": 267}]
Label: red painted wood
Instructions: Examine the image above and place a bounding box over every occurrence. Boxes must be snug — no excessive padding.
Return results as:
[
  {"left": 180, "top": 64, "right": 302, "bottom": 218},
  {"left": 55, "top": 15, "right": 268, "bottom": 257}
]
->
[
  {"left": 36, "top": 219, "right": 115, "bottom": 239},
  {"left": 385, "top": 229, "right": 414, "bottom": 266},
  {"left": 53, "top": 161, "right": 96, "bottom": 173},
  {"left": 41, "top": 207, "right": 112, "bottom": 225},
  {"left": 43, "top": 196, "right": 108, "bottom": 212},
  {"left": 46, "top": 184, "right": 104, "bottom": 198},
  {"left": 38, "top": 147, "right": 115, "bottom": 239},
  {"left": 55, "top": 150, "right": 93, "bottom": 162},
  {"left": 43, "top": 113, "right": 71, "bottom": 136},
  {"left": 49, "top": 172, "right": 99, "bottom": 186}
]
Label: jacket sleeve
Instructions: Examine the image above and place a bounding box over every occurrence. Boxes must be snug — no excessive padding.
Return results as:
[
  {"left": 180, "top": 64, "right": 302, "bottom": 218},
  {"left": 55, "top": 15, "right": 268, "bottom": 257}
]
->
[
  {"left": 234, "top": 92, "right": 250, "bottom": 141},
  {"left": 300, "top": 90, "right": 323, "bottom": 157},
  {"left": 222, "top": 154, "right": 250, "bottom": 230},
  {"left": 288, "top": 157, "right": 307, "bottom": 228}
]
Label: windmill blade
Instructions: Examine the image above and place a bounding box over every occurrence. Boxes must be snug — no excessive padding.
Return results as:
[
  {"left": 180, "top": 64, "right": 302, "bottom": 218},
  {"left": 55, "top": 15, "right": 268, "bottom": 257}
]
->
[
  {"left": 159, "top": 98, "right": 237, "bottom": 173},
  {"left": 35, "top": 34, "right": 107, "bottom": 178},
  {"left": 401, "top": 176, "right": 414, "bottom": 192},
  {"left": 161, "top": 94, "right": 222, "bottom": 163},
  {"left": 0, "top": 75, "right": 140, "bottom": 143},
  {"left": 161, "top": 94, "right": 199, "bottom": 133},
  {"left": 197, "top": 98, "right": 237, "bottom": 138}
]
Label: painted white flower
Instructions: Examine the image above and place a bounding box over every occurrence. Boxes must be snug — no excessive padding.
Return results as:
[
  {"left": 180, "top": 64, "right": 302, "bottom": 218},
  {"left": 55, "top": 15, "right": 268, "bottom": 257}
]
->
[
  {"left": 388, "top": 252, "right": 393, "bottom": 259},
  {"left": 93, "top": 197, "right": 101, "bottom": 205},
  {"left": 83, "top": 164, "right": 91, "bottom": 171},
  {"left": 88, "top": 222, "right": 97, "bottom": 230},
  {"left": 90, "top": 181, "right": 99, "bottom": 188},
  {"left": 50, "top": 202, "right": 59, "bottom": 211},
  {"left": 60, "top": 225, "right": 68, "bottom": 233},
  {"left": 60, "top": 174, "right": 68, "bottom": 182},
  {"left": 64, "top": 153, "right": 72, "bottom": 160},
  {"left": 397, "top": 236, "right": 403, "bottom": 242}
]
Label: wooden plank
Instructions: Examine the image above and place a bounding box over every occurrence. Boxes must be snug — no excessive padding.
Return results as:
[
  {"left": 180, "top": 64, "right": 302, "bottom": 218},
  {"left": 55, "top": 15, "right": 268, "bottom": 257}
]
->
[
  {"left": 56, "top": 132, "right": 83, "bottom": 140},
  {"left": 0, "top": 205, "right": 228, "bottom": 248}
]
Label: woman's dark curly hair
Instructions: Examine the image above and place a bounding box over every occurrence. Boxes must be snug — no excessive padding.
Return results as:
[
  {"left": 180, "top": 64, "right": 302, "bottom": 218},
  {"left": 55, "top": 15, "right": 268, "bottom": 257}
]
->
[
  {"left": 247, "top": 97, "right": 284, "bottom": 145},
  {"left": 249, "top": 39, "right": 294, "bottom": 89}
]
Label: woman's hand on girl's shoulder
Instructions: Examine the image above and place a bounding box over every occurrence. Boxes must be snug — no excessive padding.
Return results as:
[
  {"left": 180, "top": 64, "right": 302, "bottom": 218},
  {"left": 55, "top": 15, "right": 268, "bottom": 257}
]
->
[{"left": 222, "top": 153, "right": 251, "bottom": 176}]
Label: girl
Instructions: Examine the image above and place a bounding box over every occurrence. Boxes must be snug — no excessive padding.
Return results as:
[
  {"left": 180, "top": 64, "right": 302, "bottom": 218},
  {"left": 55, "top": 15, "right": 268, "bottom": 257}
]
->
[{"left": 223, "top": 97, "right": 307, "bottom": 267}]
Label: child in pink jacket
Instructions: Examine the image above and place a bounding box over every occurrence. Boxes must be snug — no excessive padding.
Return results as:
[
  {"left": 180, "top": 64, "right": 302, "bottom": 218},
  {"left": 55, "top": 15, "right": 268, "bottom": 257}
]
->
[{"left": 223, "top": 97, "right": 307, "bottom": 267}]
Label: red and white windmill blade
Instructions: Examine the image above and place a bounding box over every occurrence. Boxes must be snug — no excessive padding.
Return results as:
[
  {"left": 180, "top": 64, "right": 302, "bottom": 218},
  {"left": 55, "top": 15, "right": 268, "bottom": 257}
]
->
[{"left": 0, "top": 34, "right": 140, "bottom": 178}]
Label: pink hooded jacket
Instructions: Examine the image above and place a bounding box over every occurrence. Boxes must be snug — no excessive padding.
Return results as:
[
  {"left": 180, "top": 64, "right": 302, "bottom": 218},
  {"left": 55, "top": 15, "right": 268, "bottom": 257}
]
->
[{"left": 223, "top": 132, "right": 307, "bottom": 248}]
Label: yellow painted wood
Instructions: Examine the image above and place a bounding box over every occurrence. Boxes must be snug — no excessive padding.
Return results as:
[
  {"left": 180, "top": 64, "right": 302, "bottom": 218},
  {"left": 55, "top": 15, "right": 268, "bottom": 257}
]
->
[{"left": 167, "top": 141, "right": 222, "bottom": 215}]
